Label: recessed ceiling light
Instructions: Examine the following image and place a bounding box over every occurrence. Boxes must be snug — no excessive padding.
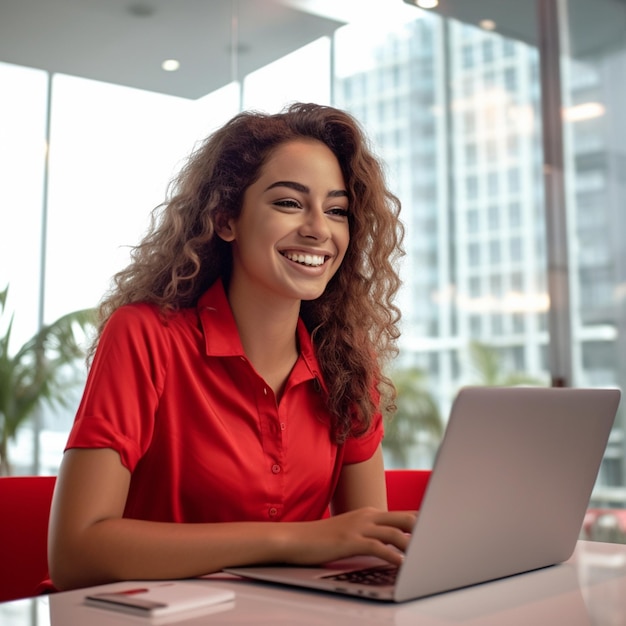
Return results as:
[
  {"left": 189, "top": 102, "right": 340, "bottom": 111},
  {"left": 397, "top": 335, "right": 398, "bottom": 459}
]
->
[
  {"left": 161, "top": 59, "right": 180, "bottom": 72},
  {"left": 480, "top": 19, "right": 497, "bottom": 30},
  {"left": 416, "top": 0, "right": 439, "bottom": 8},
  {"left": 127, "top": 3, "right": 155, "bottom": 18}
]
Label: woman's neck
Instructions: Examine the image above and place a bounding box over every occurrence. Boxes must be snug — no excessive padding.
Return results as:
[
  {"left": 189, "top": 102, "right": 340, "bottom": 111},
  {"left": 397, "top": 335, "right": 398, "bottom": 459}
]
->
[{"left": 226, "top": 283, "right": 301, "bottom": 398}]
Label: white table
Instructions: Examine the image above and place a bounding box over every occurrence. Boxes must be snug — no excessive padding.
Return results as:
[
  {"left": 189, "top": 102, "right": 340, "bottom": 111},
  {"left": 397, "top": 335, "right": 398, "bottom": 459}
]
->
[{"left": 2, "top": 540, "right": 626, "bottom": 625}]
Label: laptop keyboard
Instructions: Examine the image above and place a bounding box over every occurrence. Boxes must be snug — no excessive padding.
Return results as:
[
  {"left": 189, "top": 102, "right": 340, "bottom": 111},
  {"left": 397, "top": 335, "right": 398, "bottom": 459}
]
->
[{"left": 322, "top": 564, "right": 398, "bottom": 586}]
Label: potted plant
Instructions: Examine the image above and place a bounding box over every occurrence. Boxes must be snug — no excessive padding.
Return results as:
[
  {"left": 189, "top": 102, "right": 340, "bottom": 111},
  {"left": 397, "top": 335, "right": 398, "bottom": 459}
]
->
[
  {"left": 0, "top": 285, "right": 95, "bottom": 475},
  {"left": 383, "top": 366, "right": 443, "bottom": 468}
]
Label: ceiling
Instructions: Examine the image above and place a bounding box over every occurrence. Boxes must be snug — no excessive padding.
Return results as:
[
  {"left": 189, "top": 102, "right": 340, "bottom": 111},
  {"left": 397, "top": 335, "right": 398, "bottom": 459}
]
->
[
  {"left": 0, "top": 0, "right": 344, "bottom": 99},
  {"left": 1, "top": 0, "right": 625, "bottom": 100}
]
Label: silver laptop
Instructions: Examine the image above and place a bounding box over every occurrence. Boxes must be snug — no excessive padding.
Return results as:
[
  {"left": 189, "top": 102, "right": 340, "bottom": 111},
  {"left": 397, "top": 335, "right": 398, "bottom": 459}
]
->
[{"left": 225, "top": 386, "right": 621, "bottom": 602}]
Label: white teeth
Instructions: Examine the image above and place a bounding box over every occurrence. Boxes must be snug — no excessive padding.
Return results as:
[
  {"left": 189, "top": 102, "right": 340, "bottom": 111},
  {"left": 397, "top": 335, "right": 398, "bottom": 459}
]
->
[{"left": 284, "top": 252, "right": 325, "bottom": 267}]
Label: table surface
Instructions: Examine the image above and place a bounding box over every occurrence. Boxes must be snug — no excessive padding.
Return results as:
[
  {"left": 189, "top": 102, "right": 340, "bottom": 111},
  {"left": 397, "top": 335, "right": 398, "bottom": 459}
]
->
[{"left": 2, "top": 539, "right": 626, "bottom": 626}]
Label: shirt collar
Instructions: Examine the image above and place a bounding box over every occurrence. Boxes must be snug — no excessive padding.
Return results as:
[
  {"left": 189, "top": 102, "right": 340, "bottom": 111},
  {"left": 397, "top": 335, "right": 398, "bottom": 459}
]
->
[{"left": 197, "top": 279, "right": 325, "bottom": 388}]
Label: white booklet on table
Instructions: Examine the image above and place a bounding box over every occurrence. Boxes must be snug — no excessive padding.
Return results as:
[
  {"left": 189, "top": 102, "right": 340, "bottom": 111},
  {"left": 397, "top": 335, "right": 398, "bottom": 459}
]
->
[{"left": 85, "top": 581, "right": 235, "bottom": 618}]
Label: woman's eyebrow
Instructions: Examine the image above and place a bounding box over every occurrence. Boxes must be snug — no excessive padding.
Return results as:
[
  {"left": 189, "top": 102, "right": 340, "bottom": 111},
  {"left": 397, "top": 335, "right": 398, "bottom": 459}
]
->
[
  {"left": 265, "top": 181, "right": 348, "bottom": 198},
  {"left": 266, "top": 180, "right": 308, "bottom": 193}
]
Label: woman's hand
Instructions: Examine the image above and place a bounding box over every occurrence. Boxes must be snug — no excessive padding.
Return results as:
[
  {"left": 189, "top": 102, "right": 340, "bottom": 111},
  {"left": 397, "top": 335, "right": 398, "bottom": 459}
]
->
[{"left": 279, "top": 507, "right": 417, "bottom": 567}]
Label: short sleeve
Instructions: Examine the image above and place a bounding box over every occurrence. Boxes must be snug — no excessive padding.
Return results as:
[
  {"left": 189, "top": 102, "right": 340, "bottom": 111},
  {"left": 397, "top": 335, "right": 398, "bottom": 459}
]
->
[
  {"left": 342, "top": 410, "right": 384, "bottom": 465},
  {"left": 65, "top": 304, "right": 169, "bottom": 472}
]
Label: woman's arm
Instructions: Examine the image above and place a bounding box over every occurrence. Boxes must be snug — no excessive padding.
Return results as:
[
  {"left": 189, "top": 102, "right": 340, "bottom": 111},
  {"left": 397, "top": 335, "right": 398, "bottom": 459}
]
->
[
  {"left": 331, "top": 444, "right": 388, "bottom": 514},
  {"left": 49, "top": 447, "right": 415, "bottom": 591}
]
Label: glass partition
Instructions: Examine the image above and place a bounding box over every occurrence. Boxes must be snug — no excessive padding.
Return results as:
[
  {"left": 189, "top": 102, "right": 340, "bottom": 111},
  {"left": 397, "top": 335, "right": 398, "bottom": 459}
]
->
[
  {"left": 333, "top": 4, "right": 547, "bottom": 466},
  {"left": 560, "top": 0, "right": 626, "bottom": 511},
  {"left": 0, "top": 63, "right": 48, "bottom": 351}
]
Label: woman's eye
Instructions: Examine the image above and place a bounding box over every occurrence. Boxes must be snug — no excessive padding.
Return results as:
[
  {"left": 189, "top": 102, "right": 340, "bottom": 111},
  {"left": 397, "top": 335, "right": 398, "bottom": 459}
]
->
[
  {"left": 273, "top": 199, "right": 301, "bottom": 209},
  {"left": 327, "top": 207, "right": 349, "bottom": 218}
]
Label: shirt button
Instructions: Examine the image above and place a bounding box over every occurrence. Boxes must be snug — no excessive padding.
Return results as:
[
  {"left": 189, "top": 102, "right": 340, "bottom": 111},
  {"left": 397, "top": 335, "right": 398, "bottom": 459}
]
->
[
  {"left": 280, "top": 423, "right": 286, "bottom": 431},
  {"left": 272, "top": 464, "right": 281, "bottom": 474},
  {"left": 263, "top": 387, "right": 268, "bottom": 395},
  {"left": 268, "top": 507, "right": 278, "bottom": 517}
]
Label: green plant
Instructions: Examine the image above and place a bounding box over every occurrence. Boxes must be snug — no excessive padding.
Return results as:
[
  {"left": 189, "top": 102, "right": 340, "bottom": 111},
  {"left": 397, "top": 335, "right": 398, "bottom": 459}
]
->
[
  {"left": 0, "top": 285, "right": 95, "bottom": 475},
  {"left": 468, "top": 340, "right": 546, "bottom": 387},
  {"left": 383, "top": 366, "right": 443, "bottom": 468}
]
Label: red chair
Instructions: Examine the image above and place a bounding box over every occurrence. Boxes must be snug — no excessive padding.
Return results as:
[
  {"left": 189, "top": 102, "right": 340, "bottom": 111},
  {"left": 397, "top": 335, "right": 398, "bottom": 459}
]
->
[
  {"left": 0, "top": 475, "right": 56, "bottom": 603},
  {"left": 385, "top": 469, "right": 431, "bottom": 511}
]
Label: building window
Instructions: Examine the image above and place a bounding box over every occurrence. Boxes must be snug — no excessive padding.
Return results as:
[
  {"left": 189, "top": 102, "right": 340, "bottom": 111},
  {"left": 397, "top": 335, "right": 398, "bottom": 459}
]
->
[
  {"left": 487, "top": 171, "right": 499, "bottom": 196},
  {"left": 467, "top": 208, "right": 479, "bottom": 232},
  {"left": 504, "top": 67, "right": 517, "bottom": 92},
  {"left": 466, "top": 175, "right": 479, "bottom": 199},
  {"left": 482, "top": 39, "right": 495, "bottom": 63},
  {"left": 509, "top": 201, "right": 522, "bottom": 228},
  {"left": 488, "top": 205, "right": 500, "bottom": 230},
  {"left": 507, "top": 168, "right": 521, "bottom": 194},
  {"left": 462, "top": 44, "right": 474, "bottom": 68},
  {"left": 468, "top": 242, "right": 481, "bottom": 266}
]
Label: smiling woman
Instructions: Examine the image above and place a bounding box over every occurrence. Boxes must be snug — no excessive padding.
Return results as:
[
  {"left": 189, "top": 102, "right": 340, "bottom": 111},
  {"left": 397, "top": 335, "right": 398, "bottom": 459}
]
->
[{"left": 47, "top": 102, "right": 409, "bottom": 591}]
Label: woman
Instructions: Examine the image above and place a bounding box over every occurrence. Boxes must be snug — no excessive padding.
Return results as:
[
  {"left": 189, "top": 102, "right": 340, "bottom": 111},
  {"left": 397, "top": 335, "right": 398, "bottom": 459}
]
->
[{"left": 48, "top": 102, "right": 414, "bottom": 591}]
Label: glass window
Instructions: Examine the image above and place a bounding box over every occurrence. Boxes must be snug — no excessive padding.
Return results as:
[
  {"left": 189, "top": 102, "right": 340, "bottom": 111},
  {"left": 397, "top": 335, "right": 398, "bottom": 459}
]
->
[
  {"left": 504, "top": 67, "right": 518, "bottom": 92},
  {"left": 466, "top": 175, "right": 479, "bottom": 199},
  {"left": 512, "top": 313, "right": 525, "bottom": 333},
  {"left": 45, "top": 74, "right": 219, "bottom": 319},
  {"left": 491, "top": 313, "right": 504, "bottom": 335},
  {"left": 243, "top": 38, "right": 330, "bottom": 111},
  {"left": 468, "top": 242, "right": 481, "bottom": 266},
  {"left": 465, "top": 142, "right": 478, "bottom": 165},
  {"left": 562, "top": 8, "right": 626, "bottom": 492},
  {"left": 0, "top": 62, "right": 48, "bottom": 348},
  {"left": 482, "top": 39, "right": 495, "bottom": 63},
  {"left": 489, "top": 239, "right": 501, "bottom": 263},
  {"left": 462, "top": 43, "right": 474, "bottom": 68},
  {"left": 469, "top": 276, "right": 481, "bottom": 297},
  {"left": 509, "top": 201, "right": 522, "bottom": 228},
  {"left": 487, "top": 171, "right": 499, "bottom": 196},
  {"left": 511, "top": 270, "right": 524, "bottom": 292},
  {"left": 464, "top": 110, "right": 476, "bottom": 133},
  {"left": 488, "top": 205, "right": 500, "bottom": 230},
  {"left": 6, "top": 71, "right": 241, "bottom": 472},
  {"left": 469, "top": 314, "right": 482, "bottom": 336},
  {"left": 507, "top": 168, "right": 521, "bottom": 194},
  {"left": 490, "top": 274, "right": 503, "bottom": 297},
  {"left": 503, "top": 38, "right": 516, "bottom": 57},
  {"left": 467, "top": 208, "right": 480, "bottom": 232},
  {"left": 510, "top": 236, "right": 523, "bottom": 262},
  {"left": 507, "top": 134, "right": 519, "bottom": 157}
]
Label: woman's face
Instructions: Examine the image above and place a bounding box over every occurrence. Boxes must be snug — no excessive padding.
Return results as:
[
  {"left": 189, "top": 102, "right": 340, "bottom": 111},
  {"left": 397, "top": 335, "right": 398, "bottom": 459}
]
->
[{"left": 218, "top": 139, "right": 350, "bottom": 306}]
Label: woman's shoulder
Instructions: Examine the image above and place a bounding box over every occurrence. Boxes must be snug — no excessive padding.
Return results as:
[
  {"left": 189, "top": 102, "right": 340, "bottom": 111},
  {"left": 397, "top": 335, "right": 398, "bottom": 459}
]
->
[
  {"left": 97, "top": 303, "right": 200, "bottom": 372},
  {"left": 105, "top": 301, "right": 197, "bottom": 340},
  {"left": 107, "top": 301, "right": 164, "bottom": 329}
]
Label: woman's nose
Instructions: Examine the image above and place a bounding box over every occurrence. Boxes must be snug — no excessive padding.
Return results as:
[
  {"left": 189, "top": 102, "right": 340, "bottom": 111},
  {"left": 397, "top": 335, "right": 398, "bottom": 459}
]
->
[{"left": 299, "top": 207, "right": 331, "bottom": 240}]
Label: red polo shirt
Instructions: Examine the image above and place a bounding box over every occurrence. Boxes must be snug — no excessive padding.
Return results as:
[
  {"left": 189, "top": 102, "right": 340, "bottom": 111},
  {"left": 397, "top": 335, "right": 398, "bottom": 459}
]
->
[{"left": 66, "top": 279, "right": 383, "bottom": 524}]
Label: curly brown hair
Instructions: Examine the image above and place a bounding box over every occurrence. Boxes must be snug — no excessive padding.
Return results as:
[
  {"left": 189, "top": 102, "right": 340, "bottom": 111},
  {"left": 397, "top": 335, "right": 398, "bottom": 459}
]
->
[{"left": 92, "top": 102, "right": 404, "bottom": 442}]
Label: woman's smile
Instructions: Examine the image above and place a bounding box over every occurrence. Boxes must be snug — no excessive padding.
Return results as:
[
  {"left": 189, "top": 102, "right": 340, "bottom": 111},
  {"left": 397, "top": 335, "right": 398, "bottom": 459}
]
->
[{"left": 280, "top": 251, "right": 327, "bottom": 267}]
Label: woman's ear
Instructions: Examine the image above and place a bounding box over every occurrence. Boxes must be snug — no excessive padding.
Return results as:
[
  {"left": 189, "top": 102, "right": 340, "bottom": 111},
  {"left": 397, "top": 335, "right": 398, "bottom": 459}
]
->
[{"left": 215, "top": 215, "right": 236, "bottom": 242}]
